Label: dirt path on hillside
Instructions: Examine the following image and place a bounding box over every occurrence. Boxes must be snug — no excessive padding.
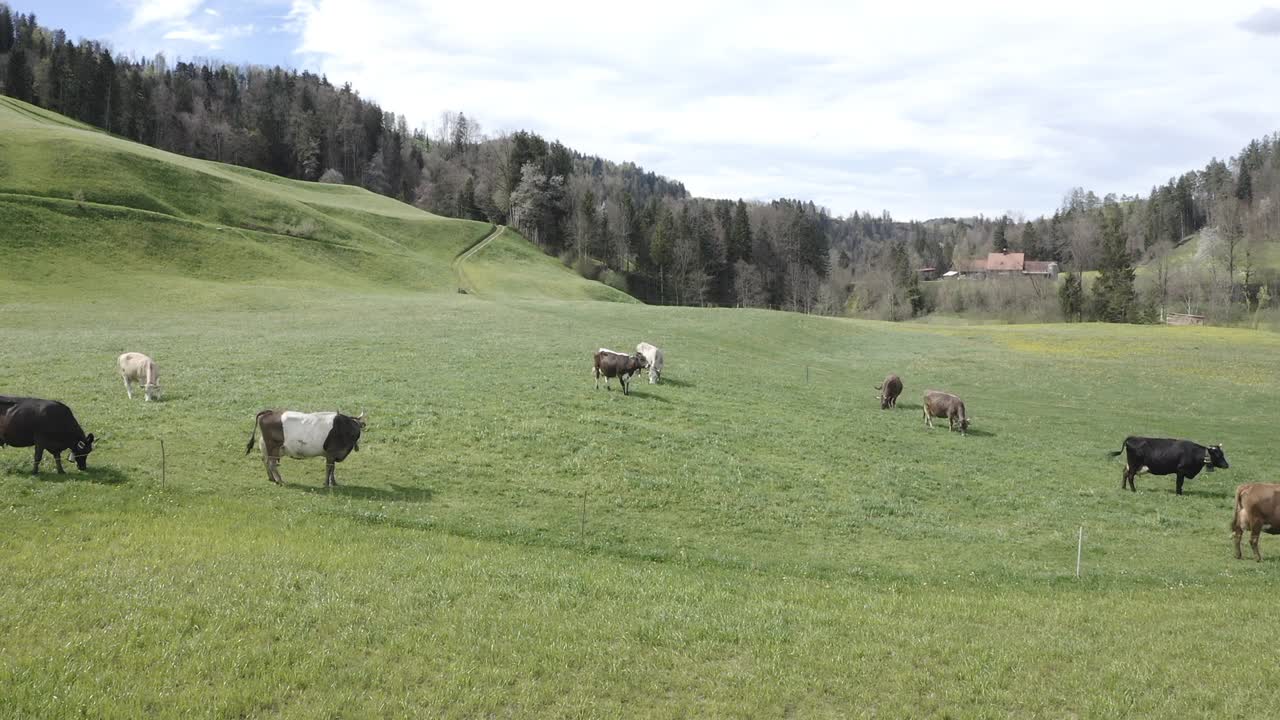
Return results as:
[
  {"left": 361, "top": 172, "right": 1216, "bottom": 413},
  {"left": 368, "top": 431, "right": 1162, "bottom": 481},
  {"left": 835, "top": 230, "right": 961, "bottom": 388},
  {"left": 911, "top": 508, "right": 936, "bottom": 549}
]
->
[{"left": 452, "top": 225, "right": 505, "bottom": 294}]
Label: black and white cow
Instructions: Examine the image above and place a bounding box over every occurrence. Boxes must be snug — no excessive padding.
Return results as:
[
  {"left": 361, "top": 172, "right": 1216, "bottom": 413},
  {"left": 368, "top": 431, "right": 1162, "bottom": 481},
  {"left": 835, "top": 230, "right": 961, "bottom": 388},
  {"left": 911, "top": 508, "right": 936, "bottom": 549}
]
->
[
  {"left": 246, "top": 409, "right": 366, "bottom": 487},
  {"left": 0, "top": 395, "right": 96, "bottom": 474},
  {"left": 1109, "top": 436, "right": 1229, "bottom": 495}
]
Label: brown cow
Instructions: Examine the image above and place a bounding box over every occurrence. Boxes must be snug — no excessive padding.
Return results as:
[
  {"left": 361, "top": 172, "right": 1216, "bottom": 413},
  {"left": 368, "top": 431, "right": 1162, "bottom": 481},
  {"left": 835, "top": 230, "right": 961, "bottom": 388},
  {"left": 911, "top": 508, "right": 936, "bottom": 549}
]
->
[
  {"left": 923, "top": 390, "right": 969, "bottom": 434},
  {"left": 593, "top": 348, "right": 647, "bottom": 396},
  {"left": 875, "top": 374, "right": 903, "bottom": 409},
  {"left": 1232, "top": 483, "right": 1280, "bottom": 562}
]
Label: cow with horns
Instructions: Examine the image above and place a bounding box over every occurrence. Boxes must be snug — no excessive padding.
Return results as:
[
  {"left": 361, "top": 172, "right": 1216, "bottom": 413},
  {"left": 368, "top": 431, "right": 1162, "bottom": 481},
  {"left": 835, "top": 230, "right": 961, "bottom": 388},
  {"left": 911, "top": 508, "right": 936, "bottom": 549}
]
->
[
  {"left": 246, "top": 409, "right": 366, "bottom": 487},
  {"left": 1108, "top": 436, "right": 1229, "bottom": 495},
  {"left": 0, "top": 396, "right": 96, "bottom": 474}
]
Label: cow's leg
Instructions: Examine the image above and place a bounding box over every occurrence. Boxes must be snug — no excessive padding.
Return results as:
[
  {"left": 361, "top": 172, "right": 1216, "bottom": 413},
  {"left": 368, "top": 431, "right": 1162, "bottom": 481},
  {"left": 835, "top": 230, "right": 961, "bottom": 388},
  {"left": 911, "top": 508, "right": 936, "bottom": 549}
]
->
[
  {"left": 1250, "top": 524, "right": 1263, "bottom": 562},
  {"left": 1233, "top": 522, "right": 1244, "bottom": 559},
  {"left": 594, "top": 369, "right": 600, "bottom": 390},
  {"left": 265, "top": 455, "right": 283, "bottom": 485},
  {"left": 1175, "top": 475, "right": 1185, "bottom": 496},
  {"left": 31, "top": 446, "right": 44, "bottom": 475},
  {"left": 622, "top": 376, "right": 629, "bottom": 396},
  {"left": 53, "top": 452, "right": 65, "bottom": 474},
  {"left": 326, "top": 459, "right": 336, "bottom": 487},
  {"left": 122, "top": 373, "right": 133, "bottom": 399}
]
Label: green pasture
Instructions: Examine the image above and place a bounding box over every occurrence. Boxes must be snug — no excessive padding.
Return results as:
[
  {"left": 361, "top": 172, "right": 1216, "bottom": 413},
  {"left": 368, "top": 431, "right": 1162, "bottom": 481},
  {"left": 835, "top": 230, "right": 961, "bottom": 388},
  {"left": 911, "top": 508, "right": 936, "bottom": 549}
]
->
[{"left": 2, "top": 96, "right": 1279, "bottom": 717}]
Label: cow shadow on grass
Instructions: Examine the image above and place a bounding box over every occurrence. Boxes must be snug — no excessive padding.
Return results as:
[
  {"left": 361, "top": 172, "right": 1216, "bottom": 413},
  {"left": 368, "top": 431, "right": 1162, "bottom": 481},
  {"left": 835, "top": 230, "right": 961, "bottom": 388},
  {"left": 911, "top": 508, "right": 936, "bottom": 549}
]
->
[
  {"left": 0, "top": 463, "right": 130, "bottom": 484},
  {"left": 283, "top": 481, "right": 434, "bottom": 503},
  {"left": 963, "top": 427, "right": 997, "bottom": 438},
  {"left": 626, "top": 390, "right": 671, "bottom": 403},
  {"left": 658, "top": 377, "right": 695, "bottom": 388}
]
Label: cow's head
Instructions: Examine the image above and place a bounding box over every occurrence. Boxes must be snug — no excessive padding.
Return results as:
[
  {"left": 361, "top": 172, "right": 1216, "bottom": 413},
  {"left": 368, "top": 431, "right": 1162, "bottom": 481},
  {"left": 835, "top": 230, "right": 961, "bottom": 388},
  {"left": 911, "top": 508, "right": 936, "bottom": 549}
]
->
[
  {"left": 1208, "top": 443, "right": 1228, "bottom": 469},
  {"left": 352, "top": 411, "right": 366, "bottom": 451},
  {"left": 635, "top": 354, "right": 648, "bottom": 368},
  {"left": 72, "top": 433, "right": 95, "bottom": 470},
  {"left": 144, "top": 383, "right": 162, "bottom": 402}
]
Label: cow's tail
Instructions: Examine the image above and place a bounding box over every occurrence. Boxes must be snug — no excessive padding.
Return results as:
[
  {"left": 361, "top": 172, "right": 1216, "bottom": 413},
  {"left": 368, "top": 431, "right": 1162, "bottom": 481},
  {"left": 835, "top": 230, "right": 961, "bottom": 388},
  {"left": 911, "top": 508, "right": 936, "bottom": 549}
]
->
[
  {"left": 1231, "top": 485, "right": 1246, "bottom": 532},
  {"left": 245, "top": 411, "right": 267, "bottom": 455},
  {"left": 1107, "top": 439, "right": 1127, "bottom": 458},
  {"left": 874, "top": 383, "right": 883, "bottom": 390}
]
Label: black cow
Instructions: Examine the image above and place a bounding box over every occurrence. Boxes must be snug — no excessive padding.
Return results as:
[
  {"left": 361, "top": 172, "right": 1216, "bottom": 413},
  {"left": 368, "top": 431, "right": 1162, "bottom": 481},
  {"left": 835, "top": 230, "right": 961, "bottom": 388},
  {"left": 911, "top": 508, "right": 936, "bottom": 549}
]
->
[
  {"left": 0, "top": 396, "right": 96, "bottom": 474},
  {"left": 1109, "top": 436, "right": 1229, "bottom": 495}
]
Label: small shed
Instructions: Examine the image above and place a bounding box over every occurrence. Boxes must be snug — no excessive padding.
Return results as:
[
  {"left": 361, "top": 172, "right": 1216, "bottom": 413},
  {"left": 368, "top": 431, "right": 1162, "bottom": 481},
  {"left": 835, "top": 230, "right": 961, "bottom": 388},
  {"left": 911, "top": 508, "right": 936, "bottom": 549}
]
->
[{"left": 1166, "top": 312, "right": 1206, "bottom": 326}]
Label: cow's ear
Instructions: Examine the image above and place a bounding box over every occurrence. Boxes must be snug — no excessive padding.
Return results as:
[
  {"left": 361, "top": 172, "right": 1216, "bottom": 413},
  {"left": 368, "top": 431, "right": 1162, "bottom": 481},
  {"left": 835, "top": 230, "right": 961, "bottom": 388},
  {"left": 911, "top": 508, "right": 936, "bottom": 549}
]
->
[{"left": 85, "top": 433, "right": 95, "bottom": 444}]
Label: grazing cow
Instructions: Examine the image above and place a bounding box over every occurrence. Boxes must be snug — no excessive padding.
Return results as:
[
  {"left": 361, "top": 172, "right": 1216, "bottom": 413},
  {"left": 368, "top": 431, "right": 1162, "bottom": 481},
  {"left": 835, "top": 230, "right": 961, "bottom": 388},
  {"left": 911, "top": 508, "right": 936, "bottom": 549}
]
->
[
  {"left": 875, "top": 373, "right": 903, "bottom": 409},
  {"left": 636, "top": 342, "right": 664, "bottom": 384},
  {"left": 1108, "top": 436, "right": 1228, "bottom": 495},
  {"left": 593, "top": 349, "right": 647, "bottom": 396},
  {"left": 923, "top": 390, "right": 969, "bottom": 434},
  {"left": 0, "top": 396, "right": 95, "bottom": 474},
  {"left": 1232, "top": 484, "right": 1280, "bottom": 562},
  {"left": 118, "top": 352, "right": 161, "bottom": 402},
  {"left": 246, "top": 410, "right": 366, "bottom": 487}
]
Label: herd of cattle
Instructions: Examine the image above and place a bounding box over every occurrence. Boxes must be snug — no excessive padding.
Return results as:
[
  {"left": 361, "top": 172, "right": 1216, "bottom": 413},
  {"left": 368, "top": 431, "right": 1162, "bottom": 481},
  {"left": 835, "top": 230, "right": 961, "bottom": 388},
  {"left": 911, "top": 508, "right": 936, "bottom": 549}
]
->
[{"left": 1, "top": 348, "right": 1278, "bottom": 561}]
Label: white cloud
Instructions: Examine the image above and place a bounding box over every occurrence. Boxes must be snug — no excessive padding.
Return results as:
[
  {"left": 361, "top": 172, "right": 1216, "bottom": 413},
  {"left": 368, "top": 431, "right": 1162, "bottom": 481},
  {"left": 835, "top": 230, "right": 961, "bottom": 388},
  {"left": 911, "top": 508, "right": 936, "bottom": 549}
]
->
[
  {"left": 128, "top": 0, "right": 205, "bottom": 29},
  {"left": 163, "top": 27, "right": 222, "bottom": 45},
  {"left": 285, "top": 0, "right": 1280, "bottom": 219}
]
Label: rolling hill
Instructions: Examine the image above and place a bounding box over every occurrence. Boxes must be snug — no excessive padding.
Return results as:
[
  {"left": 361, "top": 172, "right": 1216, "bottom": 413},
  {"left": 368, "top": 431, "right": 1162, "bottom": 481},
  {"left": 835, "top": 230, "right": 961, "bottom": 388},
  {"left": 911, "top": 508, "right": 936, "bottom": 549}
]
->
[
  {"left": 2, "top": 100, "right": 1279, "bottom": 717},
  {"left": 0, "top": 95, "right": 632, "bottom": 304}
]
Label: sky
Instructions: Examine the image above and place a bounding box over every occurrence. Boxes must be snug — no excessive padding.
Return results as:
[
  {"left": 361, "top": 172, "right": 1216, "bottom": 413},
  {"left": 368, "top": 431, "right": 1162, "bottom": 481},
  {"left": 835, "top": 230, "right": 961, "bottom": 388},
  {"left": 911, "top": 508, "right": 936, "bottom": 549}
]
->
[{"left": 23, "top": 0, "right": 1280, "bottom": 220}]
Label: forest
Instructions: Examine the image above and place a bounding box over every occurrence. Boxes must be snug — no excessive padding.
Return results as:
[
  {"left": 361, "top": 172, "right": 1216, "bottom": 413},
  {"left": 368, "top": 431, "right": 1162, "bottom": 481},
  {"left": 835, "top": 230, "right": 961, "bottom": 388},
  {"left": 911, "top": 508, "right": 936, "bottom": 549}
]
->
[{"left": 2, "top": 3, "right": 1277, "bottom": 324}]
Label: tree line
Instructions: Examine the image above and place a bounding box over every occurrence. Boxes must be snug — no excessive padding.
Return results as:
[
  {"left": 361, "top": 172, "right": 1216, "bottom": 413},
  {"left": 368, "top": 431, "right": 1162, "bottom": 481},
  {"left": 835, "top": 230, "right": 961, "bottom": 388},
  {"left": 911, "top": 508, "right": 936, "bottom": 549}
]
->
[{"left": 2, "top": 4, "right": 1276, "bottom": 322}]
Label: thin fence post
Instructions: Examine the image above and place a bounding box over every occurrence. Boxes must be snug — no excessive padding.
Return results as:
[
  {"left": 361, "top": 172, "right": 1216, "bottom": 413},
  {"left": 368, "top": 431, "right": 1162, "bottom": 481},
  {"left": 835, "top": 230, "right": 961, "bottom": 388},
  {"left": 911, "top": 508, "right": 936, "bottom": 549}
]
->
[
  {"left": 160, "top": 439, "right": 166, "bottom": 489},
  {"left": 1076, "top": 526, "right": 1083, "bottom": 578}
]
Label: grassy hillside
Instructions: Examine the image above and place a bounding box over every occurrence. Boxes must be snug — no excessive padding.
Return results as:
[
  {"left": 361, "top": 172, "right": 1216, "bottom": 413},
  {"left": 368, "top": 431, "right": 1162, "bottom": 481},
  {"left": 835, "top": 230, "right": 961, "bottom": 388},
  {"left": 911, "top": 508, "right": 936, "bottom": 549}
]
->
[
  {"left": 4, "top": 100, "right": 1280, "bottom": 716},
  {"left": 0, "top": 96, "right": 627, "bottom": 302}
]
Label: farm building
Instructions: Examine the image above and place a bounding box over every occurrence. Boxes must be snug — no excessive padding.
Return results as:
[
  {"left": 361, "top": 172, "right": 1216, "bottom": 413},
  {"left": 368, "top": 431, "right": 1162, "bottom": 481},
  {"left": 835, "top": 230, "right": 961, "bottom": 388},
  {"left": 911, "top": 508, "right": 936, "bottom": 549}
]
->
[{"left": 948, "top": 253, "right": 1059, "bottom": 280}]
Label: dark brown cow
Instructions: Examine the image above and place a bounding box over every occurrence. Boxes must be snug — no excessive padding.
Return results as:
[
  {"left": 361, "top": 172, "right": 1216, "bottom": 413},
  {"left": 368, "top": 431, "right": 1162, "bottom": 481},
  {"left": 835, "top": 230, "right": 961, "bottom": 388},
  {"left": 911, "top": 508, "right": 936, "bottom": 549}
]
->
[
  {"left": 875, "top": 374, "right": 903, "bottom": 409},
  {"left": 246, "top": 409, "right": 366, "bottom": 487},
  {"left": 593, "top": 348, "right": 647, "bottom": 396},
  {"left": 0, "top": 395, "right": 95, "bottom": 474},
  {"left": 922, "top": 390, "right": 969, "bottom": 434},
  {"left": 1232, "top": 483, "right": 1280, "bottom": 562}
]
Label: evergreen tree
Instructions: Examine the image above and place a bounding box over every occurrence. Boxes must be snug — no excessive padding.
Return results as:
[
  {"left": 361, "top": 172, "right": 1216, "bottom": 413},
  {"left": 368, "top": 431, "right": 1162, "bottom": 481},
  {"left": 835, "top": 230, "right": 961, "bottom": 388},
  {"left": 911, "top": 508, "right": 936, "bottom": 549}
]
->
[
  {"left": 1059, "top": 272, "right": 1084, "bottom": 321},
  {"left": 650, "top": 209, "right": 677, "bottom": 303},
  {"left": 1235, "top": 166, "right": 1252, "bottom": 205},
  {"left": 1092, "top": 204, "right": 1137, "bottom": 322},
  {"left": 456, "top": 176, "right": 479, "bottom": 220},
  {"left": 1021, "top": 221, "right": 1040, "bottom": 258},
  {"left": 5, "top": 48, "right": 34, "bottom": 102},
  {"left": 0, "top": 6, "right": 14, "bottom": 54},
  {"left": 730, "top": 199, "right": 753, "bottom": 264},
  {"left": 993, "top": 216, "right": 1008, "bottom": 251}
]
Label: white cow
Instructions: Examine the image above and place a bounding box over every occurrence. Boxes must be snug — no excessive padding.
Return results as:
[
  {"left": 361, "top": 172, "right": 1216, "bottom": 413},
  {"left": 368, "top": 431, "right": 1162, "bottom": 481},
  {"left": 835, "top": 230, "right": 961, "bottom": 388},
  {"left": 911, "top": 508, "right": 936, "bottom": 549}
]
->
[
  {"left": 117, "top": 352, "right": 161, "bottom": 402},
  {"left": 636, "top": 342, "right": 664, "bottom": 384}
]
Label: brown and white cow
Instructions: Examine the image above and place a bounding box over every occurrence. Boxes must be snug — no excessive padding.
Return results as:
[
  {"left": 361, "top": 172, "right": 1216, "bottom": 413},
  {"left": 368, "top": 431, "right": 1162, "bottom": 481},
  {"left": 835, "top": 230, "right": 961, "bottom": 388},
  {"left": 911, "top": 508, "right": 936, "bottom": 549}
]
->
[
  {"left": 118, "top": 352, "right": 161, "bottom": 402},
  {"left": 923, "top": 390, "right": 970, "bottom": 434},
  {"left": 1232, "top": 483, "right": 1280, "bottom": 562},
  {"left": 593, "top": 348, "right": 647, "bottom": 396},
  {"left": 875, "top": 373, "right": 903, "bottom": 409},
  {"left": 245, "top": 409, "right": 366, "bottom": 487}
]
